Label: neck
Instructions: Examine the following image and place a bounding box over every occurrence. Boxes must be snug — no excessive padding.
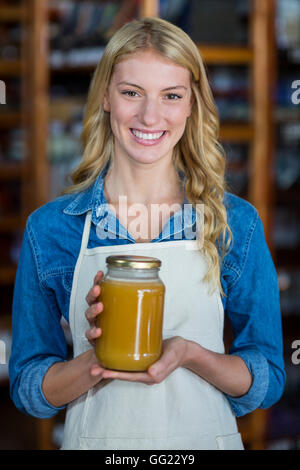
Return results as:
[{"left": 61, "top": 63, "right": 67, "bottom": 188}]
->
[{"left": 104, "top": 159, "right": 184, "bottom": 206}]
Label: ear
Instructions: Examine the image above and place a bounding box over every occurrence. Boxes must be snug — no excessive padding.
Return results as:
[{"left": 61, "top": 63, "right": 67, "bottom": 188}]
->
[{"left": 103, "top": 91, "right": 110, "bottom": 112}]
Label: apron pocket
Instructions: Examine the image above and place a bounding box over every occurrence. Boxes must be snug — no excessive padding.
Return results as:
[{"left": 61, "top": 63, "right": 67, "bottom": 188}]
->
[{"left": 216, "top": 432, "right": 244, "bottom": 450}]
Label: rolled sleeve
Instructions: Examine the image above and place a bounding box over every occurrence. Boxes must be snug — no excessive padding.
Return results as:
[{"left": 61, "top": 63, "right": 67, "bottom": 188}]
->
[
  {"left": 17, "top": 356, "right": 66, "bottom": 418},
  {"left": 223, "top": 210, "right": 286, "bottom": 417},
  {"left": 9, "top": 219, "right": 68, "bottom": 418},
  {"left": 225, "top": 347, "right": 269, "bottom": 417}
]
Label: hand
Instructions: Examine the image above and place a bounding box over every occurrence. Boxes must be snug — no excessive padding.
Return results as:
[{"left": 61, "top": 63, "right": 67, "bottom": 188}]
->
[
  {"left": 85, "top": 270, "right": 105, "bottom": 376},
  {"left": 85, "top": 270, "right": 104, "bottom": 344},
  {"left": 101, "top": 336, "right": 188, "bottom": 385}
]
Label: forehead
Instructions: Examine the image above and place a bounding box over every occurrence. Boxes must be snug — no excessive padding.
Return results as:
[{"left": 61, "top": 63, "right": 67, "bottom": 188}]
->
[{"left": 111, "top": 50, "right": 191, "bottom": 86}]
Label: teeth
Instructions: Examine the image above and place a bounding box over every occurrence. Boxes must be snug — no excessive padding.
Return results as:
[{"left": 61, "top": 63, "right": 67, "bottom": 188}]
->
[{"left": 131, "top": 129, "right": 165, "bottom": 140}]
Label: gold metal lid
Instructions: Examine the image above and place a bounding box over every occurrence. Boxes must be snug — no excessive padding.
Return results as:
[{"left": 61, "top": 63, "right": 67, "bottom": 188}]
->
[{"left": 106, "top": 255, "right": 161, "bottom": 269}]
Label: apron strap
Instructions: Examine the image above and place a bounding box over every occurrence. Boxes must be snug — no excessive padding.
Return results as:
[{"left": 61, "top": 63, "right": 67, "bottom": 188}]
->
[
  {"left": 80, "top": 210, "right": 92, "bottom": 254},
  {"left": 68, "top": 210, "right": 92, "bottom": 334}
]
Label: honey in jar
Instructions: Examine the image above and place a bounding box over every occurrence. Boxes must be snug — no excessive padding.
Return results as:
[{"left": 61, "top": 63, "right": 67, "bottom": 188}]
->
[{"left": 96, "top": 255, "right": 165, "bottom": 371}]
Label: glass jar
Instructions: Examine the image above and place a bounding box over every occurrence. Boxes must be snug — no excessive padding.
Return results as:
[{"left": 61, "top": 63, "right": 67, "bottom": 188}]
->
[{"left": 96, "top": 255, "right": 165, "bottom": 372}]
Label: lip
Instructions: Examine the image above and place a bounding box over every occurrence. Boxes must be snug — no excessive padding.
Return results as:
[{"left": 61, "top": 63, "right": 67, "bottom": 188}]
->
[
  {"left": 131, "top": 128, "right": 166, "bottom": 134},
  {"left": 130, "top": 128, "right": 167, "bottom": 146}
]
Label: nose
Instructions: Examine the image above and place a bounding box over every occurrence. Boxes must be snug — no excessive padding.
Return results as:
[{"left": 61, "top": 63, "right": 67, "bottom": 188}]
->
[{"left": 138, "top": 97, "right": 161, "bottom": 127}]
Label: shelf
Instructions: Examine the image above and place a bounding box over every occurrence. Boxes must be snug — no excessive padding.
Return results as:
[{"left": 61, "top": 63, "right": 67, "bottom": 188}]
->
[
  {"left": 50, "top": 63, "right": 96, "bottom": 74},
  {"left": 49, "top": 45, "right": 253, "bottom": 73},
  {"left": 50, "top": 97, "right": 86, "bottom": 121},
  {"left": 276, "top": 247, "right": 300, "bottom": 268},
  {"left": 0, "top": 266, "right": 16, "bottom": 286},
  {"left": 0, "top": 6, "right": 25, "bottom": 23},
  {"left": 197, "top": 45, "right": 253, "bottom": 64},
  {"left": 220, "top": 123, "right": 253, "bottom": 142},
  {"left": 0, "top": 163, "right": 22, "bottom": 181},
  {"left": 0, "top": 112, "right": 21, "bottom": 128},
  {"left": 0, "top": 60, "right": 22, "bottom": 77},
  {"left": 282, "top": 314, "right": 300, "bottom": 338},
  {"left": 0, "top": 215, "right": 23, "bottom": 232},
  {"left": 276, "top": 187, "right": 300, "bottom": 205}
]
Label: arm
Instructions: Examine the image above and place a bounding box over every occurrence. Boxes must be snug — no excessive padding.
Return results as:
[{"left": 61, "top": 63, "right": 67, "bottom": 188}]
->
[
  {"left": 221, "top": 210, "right": 286, "bottom": 416},
  {"left": 9, "top": 222, "right": 67, "bottom": 418},
  {"left": 42, "top": 270, "right": 111, "bottom": 408},
  {"left": 41, "top": 349, "right": 108, "bottom": 408},
  {"left": 182, "top": 341, "right": 252, "bottom": 397},
  {"left": 9, "top": 219, "right": 106, "bottom": 417}
]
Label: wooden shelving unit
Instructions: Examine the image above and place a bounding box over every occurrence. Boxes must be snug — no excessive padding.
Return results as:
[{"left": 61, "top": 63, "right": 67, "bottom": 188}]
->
[
  {"left": 0, "top": 0, "right": 49, "bottom": 298},
  {"left": 198, "top": 45, "right": 253, "bottom": 64},
  {"left": 0, "top": 0, "right": 278, "bottom": 450},
  {"left": 0, "top": 3, "right": 24, "bottom": 296}
]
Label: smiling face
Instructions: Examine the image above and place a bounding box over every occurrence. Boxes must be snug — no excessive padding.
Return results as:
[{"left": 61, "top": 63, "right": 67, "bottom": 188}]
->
[{"left": 103, "top": 49, "right": 193, "bottom": 167}]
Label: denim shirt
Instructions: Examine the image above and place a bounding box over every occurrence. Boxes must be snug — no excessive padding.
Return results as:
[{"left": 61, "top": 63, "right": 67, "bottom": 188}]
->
[{"left": 9, "top": 167, "right": 286, "bottom": 419}]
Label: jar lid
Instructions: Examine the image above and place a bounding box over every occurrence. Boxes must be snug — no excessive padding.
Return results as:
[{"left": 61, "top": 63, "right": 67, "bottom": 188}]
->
[{"left": 106, "top": 255, "right": 161, "bottom": 269}]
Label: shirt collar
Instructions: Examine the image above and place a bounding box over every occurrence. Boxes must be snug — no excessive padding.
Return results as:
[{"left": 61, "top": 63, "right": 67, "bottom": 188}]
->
[
  {"left": 63, "top": 164, "right": 197, "bottom": 241},
  {"left": 63, "top": 164, "right": 109, "bottom": 218}
]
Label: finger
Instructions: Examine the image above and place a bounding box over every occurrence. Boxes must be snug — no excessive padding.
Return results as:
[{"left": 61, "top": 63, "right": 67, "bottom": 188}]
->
[
  {"left": 93, "top": 270, "right": 104, "bottom": 287},
  {"left": 148, "top": 364, "right": 165, "bottom": 382},
  {"left": 85, "top": 326, "right": 102, "bottom": 343},
  {"left": 102, "top": 369, "right": 154, "bottom": 384},
  {"left": 90, "top": 364, "right": 104, "bottom": 376},
  {"left": 85, "top": 302, "right": 103, "bottom": 325},
  {"left": 85, "top": 272, "right": 103, "bottom": 306}
]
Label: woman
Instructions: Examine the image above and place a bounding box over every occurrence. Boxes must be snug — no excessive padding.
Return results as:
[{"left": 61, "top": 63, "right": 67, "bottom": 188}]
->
[{"left": 9, "top": 17, "right": 285, "bottom": 450}]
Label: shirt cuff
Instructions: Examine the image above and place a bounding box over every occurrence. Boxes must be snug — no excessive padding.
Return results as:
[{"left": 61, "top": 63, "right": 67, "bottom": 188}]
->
[
  {"left": 18, "top": 356, "right": 66, "bottom": 418},
  {"left": 225, "top": 347, "right": 269, "bottom": 417}
]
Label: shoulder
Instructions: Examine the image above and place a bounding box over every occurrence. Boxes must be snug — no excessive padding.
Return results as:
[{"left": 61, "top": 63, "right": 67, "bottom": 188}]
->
[
  {"left": 27, "top": 193, "right": 75, "bottom": 229},
  {"left": 25, "top": 193, "right": 85, "bottom": 273},
  {"left": 223, "top": 192, "right": 260, "bottom": 253},
  {"left": 224, "top": 191, "right": 259, "bottom": 232},
  {"left": 221, "top": 192, "right": 261, "bottom": 282}
]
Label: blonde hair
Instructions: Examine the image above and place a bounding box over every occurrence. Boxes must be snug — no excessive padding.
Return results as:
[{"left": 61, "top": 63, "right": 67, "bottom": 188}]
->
[{"left": 63, "top": 17, "right": 232, "bottom": 296}]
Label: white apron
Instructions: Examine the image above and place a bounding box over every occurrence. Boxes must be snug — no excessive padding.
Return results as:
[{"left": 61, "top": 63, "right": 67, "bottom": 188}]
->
[{"left": 61, "top": 211, "right": 244, "bottom": 450}]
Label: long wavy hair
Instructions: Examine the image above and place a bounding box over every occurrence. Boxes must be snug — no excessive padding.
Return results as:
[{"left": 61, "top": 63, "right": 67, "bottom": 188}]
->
[{"left": 63, "top": 17, "right": 232, "bottom": 296}]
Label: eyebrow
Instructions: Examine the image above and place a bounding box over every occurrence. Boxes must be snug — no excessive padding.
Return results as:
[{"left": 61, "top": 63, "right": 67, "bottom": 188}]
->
[{"left": 117, "top": 81, "right": 188, "bottom": 91}]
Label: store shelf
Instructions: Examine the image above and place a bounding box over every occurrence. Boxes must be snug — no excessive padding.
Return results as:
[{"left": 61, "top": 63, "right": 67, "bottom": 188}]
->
[
  {"left": 49, "top": 45, "right": 254, "bottom": 73},
  {"left": 0, "top": 61, "right": 22, "bottom": 77},
  {"left": 220, "top": 123, "right": 253, "bottom": 142},
  {"left": 0, "top": 266, "right": 16, "bottom": 286},
  {"left": 198, "top": 45, "right": 253, "bottom": 64},
  {"left": 276, "top": 248, "right": 300, "bottom": 268},
  {"left": 0, "top": 216, "right": 23, "bottom": 232},
  {"left": 50, "top": 97, "right": 86, "bottom": 121},
  {"left": 0, "top": 163, "right": 22, "bottom": 181},
  {"left": 0, "top": 112, "right": 22, "bottom": 128},
  {"left": 0, "top": 6, "right": 25, "bottom": 22},
  {"left": 50, "top": 63, "right": 99, "bottom": 74}
]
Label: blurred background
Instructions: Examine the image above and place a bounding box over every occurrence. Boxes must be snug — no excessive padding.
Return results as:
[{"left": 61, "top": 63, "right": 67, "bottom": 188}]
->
[{"left": 0, "top": 0, "right": 299, "bottom": 450}]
